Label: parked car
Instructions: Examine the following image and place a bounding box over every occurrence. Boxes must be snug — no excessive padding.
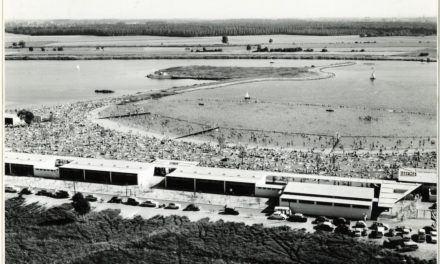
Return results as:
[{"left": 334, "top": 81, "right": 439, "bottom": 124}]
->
[
  {"left": 5, "top": 186, "right": 18, "bottom": 193},
  {"left": 19, "top": 187, "right": 32, "bottom": 195},
  {"left": 183, "top": 203, "right": 200, "bottom": 211},
  {"left": 395, "top": 226, "right": 412, "bottom": 234},
  {"left": 385, "top": 228, "right": 396, "bottom": 237},
  {"left": 108, "top": 196, "right": 122, "bottom": 203},
  {"left": 314, "top": 222, "right": 335, "bottom": 232},
  {"left": 332, "top": 217, "right": 350, "bottom": 226},
  {"left": 370, "top": 222, "right": 390, "bottom": 231},
  {"left": 140, "top": 200, "right": 159, "bottom": 208},
  {"left": 335, "top": 224, "right": 352, "bottom": 235},
  {"left": 369, "top": 227, "right": 384, "bottom": 239},
  {"left": 426, "top": 231, "right": 437, "bottom": 244},
  {"left": 126, "top": 197, "right": 140, "bottom": 206},
  {"left": 220, "top": 207, "right": 239, "bottom": 215},
  {"left": 53, "top": 190, "right": 69, "bottom": 199},
  {"left": 36, "top": 189, "right": 52, "bottom": 197},
  {"left": 312, "top": 216, "right": 330, "bottom": 224},
  {"left": 423, "top": 225, "right": 437, "bottom": 235},
  {"left": 273, "top": 206, "right": 292, "bottom": 216},
  {"left": 353, "top": 221, "right": 368, "bottom": 229},
  {"left": 288, "top": 213, "right": 307, "bottom": 223},
  {"left": 396, "top": 232, "right": 411, "bottom": 242},
  {"left": 85, "top": 194, "right": 99, "bottom": 202},
  {"left": 417, "top": 229, "right": 426, "bottom": 243},
  {"left": 268, "top": 211, "right": 288, "bottom": 220},
  {"left": 165, "top": 203, "right": 181, "bottom": 210}
]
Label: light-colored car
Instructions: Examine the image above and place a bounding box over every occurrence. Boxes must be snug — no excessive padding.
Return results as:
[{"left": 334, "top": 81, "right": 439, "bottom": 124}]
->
[
  {"left": 268, "top": 211, "right": 288, "bottom": 220},
  {"left": 165, "top": 203, "right": 181, "bottom": 210}
]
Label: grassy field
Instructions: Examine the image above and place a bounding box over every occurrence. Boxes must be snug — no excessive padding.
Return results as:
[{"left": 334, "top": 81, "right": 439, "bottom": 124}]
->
[
  {"left": 149, "top": 65, "right": 311, "bottom": 80},
  {"left": 5, "top": 34, "right": 437, "bottom": 60},
  {"left": 5, "top": 197, "right": 436, "bottom": 264}
]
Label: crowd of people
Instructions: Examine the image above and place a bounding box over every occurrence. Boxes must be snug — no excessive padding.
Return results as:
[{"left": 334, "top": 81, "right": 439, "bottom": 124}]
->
[{"left": 4, "top": 97, "right": 437, "bottom": 180}]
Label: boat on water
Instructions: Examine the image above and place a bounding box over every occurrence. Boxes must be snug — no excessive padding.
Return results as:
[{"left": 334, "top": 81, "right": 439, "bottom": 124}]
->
[
  {"left": 244, "top": 92, "right": 251, "bottom": 100},
  {"left": 370, "top": 71, "right": 376, "bottom": 80},
  {"left": 95, "top": 89, "right": 114, "bottom": 94}
]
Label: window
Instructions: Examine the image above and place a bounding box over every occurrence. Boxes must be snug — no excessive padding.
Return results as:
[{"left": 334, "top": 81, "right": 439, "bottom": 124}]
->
[
  {"left": 352, "top": 205, "right": 370, "bottom": 209},
  {"left": 334, "top": 203, "right": 351, "bottom": 207},
  {"left": 298, "top": 200, "right": 314, "bottom": 204}
]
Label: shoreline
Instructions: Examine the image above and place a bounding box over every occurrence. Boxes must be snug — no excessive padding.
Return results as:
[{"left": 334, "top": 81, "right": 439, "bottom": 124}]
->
[{"left": 5, "top": 54, "right": 436, "bottom": 62}]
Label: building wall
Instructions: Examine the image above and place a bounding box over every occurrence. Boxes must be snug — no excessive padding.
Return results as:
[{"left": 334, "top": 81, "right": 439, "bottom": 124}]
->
[
  {"left": 279, "top": 199, "right": 372, "bottom": 219},
  {"left": 34, "top": 168, "right": 59, "bottom": 178},
  {"left": 255, "top": 186, "right": 282, "bottom": 197}
]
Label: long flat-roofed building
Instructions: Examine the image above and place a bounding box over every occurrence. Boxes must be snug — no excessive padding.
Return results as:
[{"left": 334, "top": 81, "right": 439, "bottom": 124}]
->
[
  {"left": 279, "top": 182, "right": 374, "bottom": 219},
  {"left": 165, "top": 166, "right": 266, "bottom": 195}
]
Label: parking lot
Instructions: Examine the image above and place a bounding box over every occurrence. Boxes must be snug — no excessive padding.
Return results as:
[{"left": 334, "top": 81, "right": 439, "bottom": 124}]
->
[{"left": 5, "top": 182, "right": 437, "bottom": 261}]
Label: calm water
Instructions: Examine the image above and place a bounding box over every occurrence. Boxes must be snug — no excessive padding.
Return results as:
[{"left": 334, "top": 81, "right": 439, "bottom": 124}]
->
[{"left": 6, "top": 59, "right": 437, "bottom": 114}]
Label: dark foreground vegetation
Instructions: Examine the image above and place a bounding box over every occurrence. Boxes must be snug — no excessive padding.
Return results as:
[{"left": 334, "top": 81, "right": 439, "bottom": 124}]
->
[
  {"left": 148, "top": 65, "right": 309, "bottom": 80},
  {"left": 5, "top": 197, "right": 436, "bottom": 264},
  {"left": 5, "top": 19, "right": 436, "bottom": 37}
]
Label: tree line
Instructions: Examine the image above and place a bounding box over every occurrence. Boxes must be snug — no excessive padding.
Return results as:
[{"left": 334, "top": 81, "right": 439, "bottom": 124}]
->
[{"left": 5, "top": 19, "right": 436, "bottom": 37}]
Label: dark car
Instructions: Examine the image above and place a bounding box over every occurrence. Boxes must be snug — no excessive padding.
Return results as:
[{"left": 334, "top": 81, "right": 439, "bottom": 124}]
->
[
  {"left": 369, "top": 230, "right": 384, "bottom": 239},
  {"left": 423, "top": 225, "right": 437, "bottom": 235},
  {"left": 385, "top": 228, "right": 396, "bottom": 237},
  {"left": 5, "top": 186, "right": 18, "bottom": 193},
  {"left": 19, "top": 187, "right": 32, "bottom": 195},
  {"left": 335, "top": 224, "right": 352, "bottom": 235},
  {"left": 314, "top": 222, "right": 334, "bottom": 232},
  {"left": 369, "top": 222, "right": 389, "bottom": 231},
  {"left": 332, "top": 217, "right": 351, "bottom": 226},
  {"left": 53, "top": 190, "right": 69, "bottom": 199},
  {"left": 140, "top": 200, "right": 159, "bottom": 208},
  {"left": 221, "top": 207, "right": 239, "bottom": 215},
  {"left": 108, "top": 196, "right": 123, "bottom": 203},
  {"left": 288, "top": 213, "right": 307, "bottom": 223},
  {"left": 126, "top": 198, "right": 140, "bottom": 206},
  {"left": 36, "top": 189, "right": 52, "bottom": 197},
  {"left": 85, "top": 194, "right": 98, "bottom": 202},
  {"left": 312, "top": 216, "right": 330, "bottom": 224},
  {"left": 183, "top": 204, "right": 200, "bottom": 211},
  {"left": 165, "top": 203, "right": 181, "bottom": 210}
]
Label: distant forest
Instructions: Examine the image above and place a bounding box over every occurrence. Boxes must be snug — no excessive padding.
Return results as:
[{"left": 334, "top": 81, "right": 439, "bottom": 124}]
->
[{"left": 5, "top": 19, "right": 437, "bottom": 37}]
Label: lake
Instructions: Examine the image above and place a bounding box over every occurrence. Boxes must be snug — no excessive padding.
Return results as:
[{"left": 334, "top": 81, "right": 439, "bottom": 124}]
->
[{"left": 5, "top": 59, "right": 436, "bottom": 115}]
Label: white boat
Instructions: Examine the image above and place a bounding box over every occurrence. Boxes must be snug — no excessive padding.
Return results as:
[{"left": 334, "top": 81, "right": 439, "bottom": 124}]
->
[
  {"left": 244, "top": 92, "right": 250, "bottom": 100},
  {"left": 370, "top": 72, "right": 376, "bottom": 80}
]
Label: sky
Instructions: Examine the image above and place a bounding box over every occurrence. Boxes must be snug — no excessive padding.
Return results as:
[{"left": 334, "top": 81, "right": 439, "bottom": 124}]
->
[{"left": 4, "top": 0, "right": 438, "bottom": 20}]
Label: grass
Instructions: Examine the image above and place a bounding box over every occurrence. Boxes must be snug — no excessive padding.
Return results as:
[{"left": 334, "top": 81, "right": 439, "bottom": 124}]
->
[
  {"left": 150, "top": 65, "right": 309, "bottom": 80},
  {"left": 5, "top": 197, "right": 436, "bottom": 264}
]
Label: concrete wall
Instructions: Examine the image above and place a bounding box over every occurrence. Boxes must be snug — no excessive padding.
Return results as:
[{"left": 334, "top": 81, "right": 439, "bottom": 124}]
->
[{"left": 280, "top": 199, "right": 372, "bottom": 220}]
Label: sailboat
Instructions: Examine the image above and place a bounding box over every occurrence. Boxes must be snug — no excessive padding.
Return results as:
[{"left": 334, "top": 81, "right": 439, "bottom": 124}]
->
[
  {"left": 370, "top": 71, "right": 376, "bottom": 80},
  {"left": 244, "top": 92, "right": 250, "bottom": 100}
]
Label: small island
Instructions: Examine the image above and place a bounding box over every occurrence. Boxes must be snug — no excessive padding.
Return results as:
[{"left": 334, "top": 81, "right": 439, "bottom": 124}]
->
[{"left": 146, "top": 65, "right": 313, "bottom": 80}]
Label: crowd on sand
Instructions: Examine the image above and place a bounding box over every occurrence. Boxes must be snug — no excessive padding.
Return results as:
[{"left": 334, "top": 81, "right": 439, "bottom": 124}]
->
[{"left": 5, "top": 98, "right": 437, "bottom": 180}]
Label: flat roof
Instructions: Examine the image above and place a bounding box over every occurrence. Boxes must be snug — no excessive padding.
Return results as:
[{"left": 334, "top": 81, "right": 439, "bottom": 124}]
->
[
  {"left": 61, "top": 157, "right": 151, "bottom": 174},
  {"left": 4, "top": 152, "right": 59, "bottom": 167},
  {"left": 398, "top": 167, "right": 437, "bottom": 184},
  {"left": 280, "top": 194, "right": 372, "bottom": 207},
  {"left": 167, "top": 166, "right": 266, "bottom": 184},
  {"left": 152, "top": 159, "right": 199, "bottom": 167},
  {"left": 283, "top": 182, "right": 374, "bottom": 200}
]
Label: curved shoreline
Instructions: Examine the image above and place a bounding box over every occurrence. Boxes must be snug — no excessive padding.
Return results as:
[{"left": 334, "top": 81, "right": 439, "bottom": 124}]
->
[{"left": 86, "top": 61, "right": 433, "bottom": 151}]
